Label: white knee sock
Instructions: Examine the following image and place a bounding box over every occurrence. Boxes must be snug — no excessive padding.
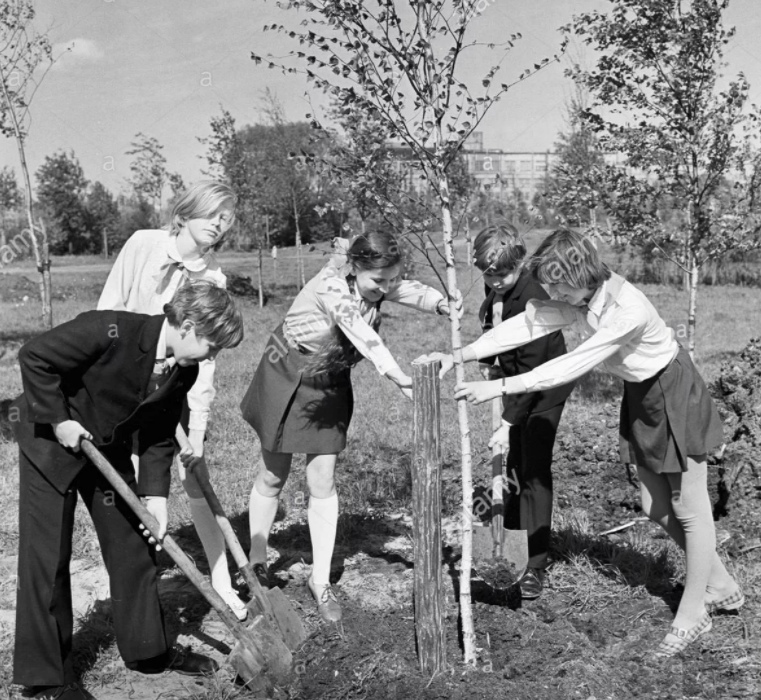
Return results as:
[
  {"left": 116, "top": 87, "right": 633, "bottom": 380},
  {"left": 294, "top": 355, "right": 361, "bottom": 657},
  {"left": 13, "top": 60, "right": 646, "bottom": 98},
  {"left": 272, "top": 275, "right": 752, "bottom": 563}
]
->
[
  {"left": 248, "top": 486, "right": 279, "bottom": 564},
  {"left": 308, "top": 493, "right": 338, "bottom": 585},
  {"left": 188, "top": 497, "right": 235, "bottom": 595}
]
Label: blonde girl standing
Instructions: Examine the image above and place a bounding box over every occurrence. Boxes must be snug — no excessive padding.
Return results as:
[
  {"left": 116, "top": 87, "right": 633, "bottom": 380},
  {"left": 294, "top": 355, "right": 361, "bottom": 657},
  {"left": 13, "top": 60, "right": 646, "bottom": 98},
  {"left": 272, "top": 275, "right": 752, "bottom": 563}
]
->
[{"left": 98, "top": 181, "right": 247, "bottom": 619}]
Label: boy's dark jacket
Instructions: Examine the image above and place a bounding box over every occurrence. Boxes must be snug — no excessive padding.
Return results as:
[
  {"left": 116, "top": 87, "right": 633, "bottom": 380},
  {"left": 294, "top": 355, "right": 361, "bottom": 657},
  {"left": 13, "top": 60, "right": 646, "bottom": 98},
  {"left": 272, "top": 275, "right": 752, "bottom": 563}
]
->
[
  {"left": 11, "top": 310, "right": 199, "bottom": 497},
  {"left": 478, "top": 270, "right": 574, "bottom": 423}
]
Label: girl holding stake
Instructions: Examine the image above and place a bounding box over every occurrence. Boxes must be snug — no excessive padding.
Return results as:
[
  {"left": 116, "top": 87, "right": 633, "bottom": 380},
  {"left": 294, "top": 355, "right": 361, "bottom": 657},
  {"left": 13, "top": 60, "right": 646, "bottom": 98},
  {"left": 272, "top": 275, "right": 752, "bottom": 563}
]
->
[
  {"left": 240, "top": 232, "right": 453, "bottom": 622},
  {"left": 98, "top": 181, "right": 247, "bottom": 620},
  {"left": 437, "top": 229, "right": 742, "bottom": 656}
]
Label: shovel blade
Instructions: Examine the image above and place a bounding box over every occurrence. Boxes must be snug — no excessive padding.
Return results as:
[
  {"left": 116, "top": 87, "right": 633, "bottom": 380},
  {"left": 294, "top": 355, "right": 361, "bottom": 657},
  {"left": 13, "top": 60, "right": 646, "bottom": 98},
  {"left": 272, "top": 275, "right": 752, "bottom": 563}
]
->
[
  {"left": 231, "top": 614, "right": 294, "bottom": 689},
  {"left": 473, "top": 521, "right": 528, "bottom": 589},
  {"left": 266, "top": 587, "right": 308, "bottom": 650}
]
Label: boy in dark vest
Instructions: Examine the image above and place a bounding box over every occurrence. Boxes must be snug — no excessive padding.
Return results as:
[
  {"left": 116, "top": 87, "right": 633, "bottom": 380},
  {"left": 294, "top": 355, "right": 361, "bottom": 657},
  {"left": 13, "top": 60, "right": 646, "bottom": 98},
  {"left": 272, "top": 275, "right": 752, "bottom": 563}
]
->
[{"left": 473, "top": 224, "right": 573, "bottom": 599}]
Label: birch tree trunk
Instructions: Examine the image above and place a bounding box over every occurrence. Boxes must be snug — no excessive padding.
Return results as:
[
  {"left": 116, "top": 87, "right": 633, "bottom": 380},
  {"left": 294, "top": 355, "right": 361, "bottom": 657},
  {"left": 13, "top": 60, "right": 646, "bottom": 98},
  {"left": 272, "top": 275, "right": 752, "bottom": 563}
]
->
[
  {"left": 438, "top": 171, "right": 476, "bottom": 665},
  {"left": 292, "top": 191, "right": 305, "bottom": 289},
  {"left": 1, "top": 76, "right": 52, "bottom": 328}
]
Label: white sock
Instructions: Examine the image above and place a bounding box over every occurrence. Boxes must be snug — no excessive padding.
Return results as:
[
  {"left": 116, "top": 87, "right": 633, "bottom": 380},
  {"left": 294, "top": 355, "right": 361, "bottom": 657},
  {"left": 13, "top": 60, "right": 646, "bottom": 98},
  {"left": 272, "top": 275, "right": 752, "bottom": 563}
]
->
[
  {"left": 308, "top": 493, "right": 338, "bottom": 585},
  {"left": 188, "top": 497, "right": 241, "bottom": 605},
  {"left": 248, "top": 486, "right": 279, "bottom": 564}
]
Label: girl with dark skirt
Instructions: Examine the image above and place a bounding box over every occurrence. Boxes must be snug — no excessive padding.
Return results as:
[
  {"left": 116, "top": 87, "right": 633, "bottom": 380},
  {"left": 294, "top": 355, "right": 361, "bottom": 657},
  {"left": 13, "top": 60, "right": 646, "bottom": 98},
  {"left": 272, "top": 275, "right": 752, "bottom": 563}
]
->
[
  {"left": 240, "top": 232, "right": 451, "bottom": 622},
  {"left": 437, "top": 229, "right": 742, "bottom": 657}
]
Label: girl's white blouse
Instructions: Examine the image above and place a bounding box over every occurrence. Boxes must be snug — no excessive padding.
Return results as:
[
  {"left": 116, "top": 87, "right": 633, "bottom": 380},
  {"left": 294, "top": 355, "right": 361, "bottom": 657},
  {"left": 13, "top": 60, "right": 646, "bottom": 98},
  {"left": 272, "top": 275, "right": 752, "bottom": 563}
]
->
[
  {"left": 98, "top": 229, "right": 226, "bottom": 431},
  {"left": 468, "top": 273, "right": 679, "bottom": 392}
]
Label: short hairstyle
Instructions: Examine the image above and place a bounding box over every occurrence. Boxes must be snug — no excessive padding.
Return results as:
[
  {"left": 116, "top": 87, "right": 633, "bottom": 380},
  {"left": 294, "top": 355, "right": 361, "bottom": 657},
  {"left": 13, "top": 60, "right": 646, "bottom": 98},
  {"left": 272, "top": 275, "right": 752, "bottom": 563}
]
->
[
  {"left": 164, "top": 281, "right": 244, "bottom": 349},
  {"left": 472, "top": 223, "right": 526, "bottom": 274},
  {"left": 529, "top": 228, "right": 611, "bottom": 290},
  {"left": 347, "top": 231, "right": 402, "bottom": 272},
  {"left": 169, "top": 181, "right": 237, "bottom": 238}
]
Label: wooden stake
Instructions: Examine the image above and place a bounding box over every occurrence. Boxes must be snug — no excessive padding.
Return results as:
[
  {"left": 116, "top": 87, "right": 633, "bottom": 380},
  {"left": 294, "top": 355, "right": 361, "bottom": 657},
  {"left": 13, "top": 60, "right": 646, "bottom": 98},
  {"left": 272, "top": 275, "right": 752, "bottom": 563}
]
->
[{"left": 411, "top": 358, "right": 446, "bottom": 675}]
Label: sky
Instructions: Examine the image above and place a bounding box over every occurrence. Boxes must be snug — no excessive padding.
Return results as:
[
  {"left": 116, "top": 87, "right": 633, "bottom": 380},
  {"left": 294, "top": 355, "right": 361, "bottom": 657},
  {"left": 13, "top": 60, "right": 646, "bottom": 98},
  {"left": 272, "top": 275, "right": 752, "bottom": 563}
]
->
[{"left": 2, "top": 0, "right": 761, "bottom": 197}]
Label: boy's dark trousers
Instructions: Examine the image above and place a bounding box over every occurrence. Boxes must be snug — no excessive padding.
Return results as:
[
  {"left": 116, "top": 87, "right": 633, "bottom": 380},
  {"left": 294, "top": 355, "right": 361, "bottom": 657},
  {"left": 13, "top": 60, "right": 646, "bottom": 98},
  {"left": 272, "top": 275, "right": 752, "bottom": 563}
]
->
[
  {"left": 14, "top": 446, "right": 168, "bottom": 686},
  {"left": 10, "top": 310, "right": 198, "bottom": 687},
  {"left": 504, "top": 402, "right": 566, "bottom": 571}
]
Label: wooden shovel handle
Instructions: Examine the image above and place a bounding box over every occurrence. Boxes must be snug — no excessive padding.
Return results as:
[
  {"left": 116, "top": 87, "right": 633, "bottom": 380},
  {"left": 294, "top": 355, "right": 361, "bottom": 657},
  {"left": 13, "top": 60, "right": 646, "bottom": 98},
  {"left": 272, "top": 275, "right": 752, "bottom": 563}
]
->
[
  {"left": 175, "top": 426, "right": 273, "bottom": 619},
  {"left": 490, "top": 397, "right": 504, "bottom": 539},
  {"left": 79, "top": 439, "right": 255, "bottom": 645}
]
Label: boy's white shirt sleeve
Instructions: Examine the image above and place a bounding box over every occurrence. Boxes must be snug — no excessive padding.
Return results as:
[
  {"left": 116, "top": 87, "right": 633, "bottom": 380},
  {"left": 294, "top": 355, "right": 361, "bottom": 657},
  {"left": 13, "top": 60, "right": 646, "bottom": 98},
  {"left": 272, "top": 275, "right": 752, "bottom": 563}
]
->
[
  {"left": 511, "top": 304, "right": 649, "bottom": 393},
  {"left": 468, "top": 300, "right": 576, "bottom": 360},
  {"left": 385, "top": 279, "right": 444, "bottom": 313},
  {"left": 186, "top": 359, "right": 216, "bottom": 431},
  {"left": 318, "top": 276, "right": 402, "bottom": 376}
]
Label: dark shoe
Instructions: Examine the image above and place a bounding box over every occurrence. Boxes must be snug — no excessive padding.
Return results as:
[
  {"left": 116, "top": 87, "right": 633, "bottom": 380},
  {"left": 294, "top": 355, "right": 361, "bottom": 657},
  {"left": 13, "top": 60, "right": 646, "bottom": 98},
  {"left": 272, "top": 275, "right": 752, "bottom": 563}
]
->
[
  {"left": 518, "top": 568, "right": 544, "bottom": 600},
  {"left": 23, "top": 684, "right": 95, "bottom": 700},
  {"left": 251, "top": 561, "right": 270, "bottom": 589},
  {"left": 129, "top": 647, "right": 219, "bottom": 676}
]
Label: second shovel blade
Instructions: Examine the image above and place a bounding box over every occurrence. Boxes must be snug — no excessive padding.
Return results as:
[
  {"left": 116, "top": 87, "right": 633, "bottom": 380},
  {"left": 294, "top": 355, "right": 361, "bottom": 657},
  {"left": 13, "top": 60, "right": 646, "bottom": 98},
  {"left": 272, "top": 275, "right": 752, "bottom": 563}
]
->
[{"left": 472, "top": 521, "right": 528, "bottom": 589}]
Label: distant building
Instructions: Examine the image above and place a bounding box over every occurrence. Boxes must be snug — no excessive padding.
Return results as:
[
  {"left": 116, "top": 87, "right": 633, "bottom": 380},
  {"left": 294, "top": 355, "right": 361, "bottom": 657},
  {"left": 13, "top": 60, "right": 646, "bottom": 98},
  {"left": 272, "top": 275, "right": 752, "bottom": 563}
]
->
[{"left": 385, "top": 132, "right": 626, "bottom": 200}]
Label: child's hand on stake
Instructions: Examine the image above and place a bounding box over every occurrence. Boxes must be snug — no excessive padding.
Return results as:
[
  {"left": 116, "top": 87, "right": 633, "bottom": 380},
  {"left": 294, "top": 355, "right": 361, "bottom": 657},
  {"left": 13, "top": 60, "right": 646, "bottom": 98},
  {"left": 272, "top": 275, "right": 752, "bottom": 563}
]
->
[
  {"left": 454, "top": 380, "right": 502, "bottom": 405},
  {"left": 53, "top": 420, "right": 93, "bottom": 451},
  {"left": 139, "top": 496, "right": 168, "bottom": 550},
  {"left": 488, "top": 421, "right": 511, "bottom": 450},
  {"left": 437, "top": 289, "right": 464, "bottom": 319}
]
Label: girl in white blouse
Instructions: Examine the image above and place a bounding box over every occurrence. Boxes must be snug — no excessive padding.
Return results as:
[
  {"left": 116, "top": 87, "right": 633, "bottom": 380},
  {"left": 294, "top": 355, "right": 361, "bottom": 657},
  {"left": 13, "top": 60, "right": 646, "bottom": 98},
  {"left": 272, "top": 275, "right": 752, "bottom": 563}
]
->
[
  {"left": 240, "top": 232, "right": 451, "bottom": 622},
  {"left": 439, "top": 229, "right": 742, "bottom": 657},
  {"left": 98, "top": 181, "right": 247, "bottom": 620}
]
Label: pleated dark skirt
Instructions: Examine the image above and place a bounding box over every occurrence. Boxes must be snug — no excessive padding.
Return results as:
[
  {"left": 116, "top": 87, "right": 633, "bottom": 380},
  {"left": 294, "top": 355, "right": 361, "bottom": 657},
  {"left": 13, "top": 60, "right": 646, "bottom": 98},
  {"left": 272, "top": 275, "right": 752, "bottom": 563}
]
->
[
  {"left": 240, "top": 324, "right": 353, "bottom": 454},
  {"left": 619, "top": 347, "right": 724, "bottom": 473}
]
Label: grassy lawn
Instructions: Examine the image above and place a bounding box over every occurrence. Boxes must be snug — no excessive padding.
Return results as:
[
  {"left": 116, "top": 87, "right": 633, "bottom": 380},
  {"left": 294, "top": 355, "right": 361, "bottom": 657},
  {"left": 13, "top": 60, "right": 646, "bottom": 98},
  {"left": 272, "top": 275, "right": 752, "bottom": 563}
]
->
[{"left": 0, "top": 243, "right": 759, "bottom": 698}]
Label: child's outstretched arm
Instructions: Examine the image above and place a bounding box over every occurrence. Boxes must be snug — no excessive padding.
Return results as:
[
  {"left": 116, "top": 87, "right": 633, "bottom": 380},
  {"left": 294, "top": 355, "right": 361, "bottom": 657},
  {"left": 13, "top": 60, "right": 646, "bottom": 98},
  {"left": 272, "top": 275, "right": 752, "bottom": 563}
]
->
[
  {"left": 455, "top": 307, "right": 647, "bottom": 404},
  {"left": 430, "top": 300, "right": 576, "bottom": 379},
  {"left": 385, "top": 279, "right": 463, "bottom": 318}
]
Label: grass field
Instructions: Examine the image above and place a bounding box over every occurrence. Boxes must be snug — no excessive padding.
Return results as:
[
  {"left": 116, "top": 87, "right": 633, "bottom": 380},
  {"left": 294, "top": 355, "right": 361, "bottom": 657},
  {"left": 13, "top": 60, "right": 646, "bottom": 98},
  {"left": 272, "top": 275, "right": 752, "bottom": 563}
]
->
[{"left": 1, "top": 240, "right": 760, "bottom": 698}]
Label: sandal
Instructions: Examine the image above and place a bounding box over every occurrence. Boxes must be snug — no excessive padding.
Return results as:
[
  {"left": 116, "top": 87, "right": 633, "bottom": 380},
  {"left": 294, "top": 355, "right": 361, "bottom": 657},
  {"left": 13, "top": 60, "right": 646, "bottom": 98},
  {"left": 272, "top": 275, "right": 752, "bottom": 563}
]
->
[
  {"left": 654, "top": 612, "right": 712, "bottom": 657},
  {"left": 307, "top": 576, "right": 342, "bottom": 623},
  {"left": 706, "top": 589, "right": 745, "bottom": 615}
]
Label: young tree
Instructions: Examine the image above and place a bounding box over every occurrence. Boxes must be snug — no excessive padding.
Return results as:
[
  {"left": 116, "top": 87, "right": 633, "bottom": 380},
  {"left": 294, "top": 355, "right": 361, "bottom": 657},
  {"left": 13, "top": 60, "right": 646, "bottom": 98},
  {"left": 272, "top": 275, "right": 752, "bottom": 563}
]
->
[
  {"left": 566, "top": 0, "right": 761, "bottom": 354},
  {"left": 544, "top": 85, "right": 607, "bottom": 228},
  {"left": 126, "top": 133, "right": 182, "bottom": 226},
  {"left": 0, "top": 164, "right": 21, "bottom": 248},
  {"left": 86, "top": 181, "right": 120, "bottom": 257},
  {"left": 36, "top": 150, "right": 91, "bottom": 254},
  {"left": 0, "top": 0, "right": 53, "bottom": 327},
  {"left": 255, "top": 0, "right": 563, "bottom": 664}
]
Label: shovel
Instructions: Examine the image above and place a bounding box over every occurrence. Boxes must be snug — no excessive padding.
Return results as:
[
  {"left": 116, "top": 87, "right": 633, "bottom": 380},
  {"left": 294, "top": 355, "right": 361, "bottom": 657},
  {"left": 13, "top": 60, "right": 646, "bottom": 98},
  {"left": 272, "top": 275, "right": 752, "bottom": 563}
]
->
[
  {"left": 80, "top": 439, "right": 293, "bottom": 694},
  {"left": 472, "top": 397, "right": 528, "bottom": 589},
  {"left": 175, "top": 426, "right": 307, "bottom": 651}
]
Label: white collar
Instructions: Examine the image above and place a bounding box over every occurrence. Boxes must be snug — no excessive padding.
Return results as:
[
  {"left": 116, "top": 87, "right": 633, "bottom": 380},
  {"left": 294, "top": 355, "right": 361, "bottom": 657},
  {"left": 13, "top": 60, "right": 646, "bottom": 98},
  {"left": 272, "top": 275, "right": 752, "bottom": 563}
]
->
[{"left": 167, "top": 234, "right": 209, "bottom": 273}]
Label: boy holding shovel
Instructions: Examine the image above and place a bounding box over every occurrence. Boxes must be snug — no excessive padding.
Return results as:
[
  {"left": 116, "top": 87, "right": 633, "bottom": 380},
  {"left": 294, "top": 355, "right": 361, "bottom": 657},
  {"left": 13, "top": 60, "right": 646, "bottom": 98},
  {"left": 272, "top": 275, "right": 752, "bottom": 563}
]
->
[
  {"left": 469, "top": 224, "right": 573, "bottom": 599},
  {"left": 11, "top": 281, "right": 243, "bottom": 700}
]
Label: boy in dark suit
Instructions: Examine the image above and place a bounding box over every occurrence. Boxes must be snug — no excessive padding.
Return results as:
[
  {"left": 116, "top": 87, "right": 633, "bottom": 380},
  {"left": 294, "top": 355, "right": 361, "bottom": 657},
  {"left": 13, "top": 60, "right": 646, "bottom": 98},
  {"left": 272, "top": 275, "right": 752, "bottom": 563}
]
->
[
  {"left": 473, "top": 224, "right": 573, "bottom": 599},
  {"left": 11, "top": 281, "right": 243, "bottom": 700}
]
